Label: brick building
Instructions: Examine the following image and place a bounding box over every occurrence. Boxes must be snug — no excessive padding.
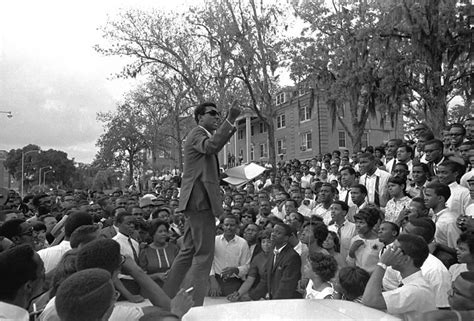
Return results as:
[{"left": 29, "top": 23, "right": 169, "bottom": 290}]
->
[{"left": 222, "top": 86, "right": 403, "bottom": 165}]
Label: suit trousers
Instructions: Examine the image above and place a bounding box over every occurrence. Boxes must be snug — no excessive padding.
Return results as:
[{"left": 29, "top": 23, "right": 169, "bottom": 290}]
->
[{"left": 163, "top": 208, "right": 216, "bottom": 306}]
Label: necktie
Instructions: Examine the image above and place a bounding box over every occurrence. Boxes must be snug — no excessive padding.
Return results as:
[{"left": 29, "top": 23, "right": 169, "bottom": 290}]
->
[
  {"left": 344, "top": 190, "right": 350, "bottom": 204},
  {"left": 419, "top": 186, "right": 425, "bottom": 199},
  {"left": 374, "top": 176, "right": 380, "bottom": 206},
  {"left": 128, "top": 237, "right": 139, "bottom": 263}
]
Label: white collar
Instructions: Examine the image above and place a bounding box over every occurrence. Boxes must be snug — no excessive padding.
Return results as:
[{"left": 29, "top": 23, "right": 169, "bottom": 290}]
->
[
  {"left": 198, "top": 125, "right": 212, "bottom": 138},
  {"left": 0, "top": 301, "right": 29, "bottom": 321}
]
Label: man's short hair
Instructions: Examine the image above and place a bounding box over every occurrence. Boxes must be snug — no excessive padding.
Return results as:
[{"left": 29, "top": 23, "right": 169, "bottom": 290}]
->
[
  {"left": 331, "top": 200, "right": 349, "bottom": 212},
  {"left": 407, "top": 218, "right": 436, "bottom": 243},
  {"left": 115, "top": 211, "right": 133, "bottom": 224},
  {"left": 380, "top": 221, "right": 400, "bottom": 237},
  {"left": 426, "top": 182, "right": 451, "bottom": 202},
  {"left": 338, "top": 266, "right": 370, "bottom": 301},
  {"left": 194, "top": 102, "right": 217, "bottom": 123},
  {"left": 450, "top": 123, "right": 466, "bottom": 135},
  {"left": 340, "top": 166, "right": 356, "bottom": 176},
  {"left": 70, "top": 225, "right": 99, "bottom": 249},
  {"left": 424, "top": 139, "right": 443, "bottom": 150},
  {"left": 274, "top": 222, "right": 292, "bottom": 237},
  {"left": 56, "top": 268, "right": 114, "bottom": 321},
  {"left": 418, "top": 131, "right": 434, "bottom": 140},
  {"left": 397, "top": 234, "right": 429, "bottom": 268},
  {"left": 350, "top": 184, "right": 368, "bottom": 195},
  {"left": 359, "top": 152, "right": 375, "bottom": 161},
  {"left": 398, "top": 144, "right": 413, "bottom": 155},
  {"left": 0, "top": 219, "right": 26, "bottom": 240},
  {"left": 64, "top": 212, "right": 93, "bottom": 238},
  {"left": 412, "top": 162, "right": 430, "bottom": 174},
  {"left": 0, "top": 244, "right": 40, "bottom": 301},
  {"left": 76, "top": 239, "right": 121, "bottom": 275},
  {"left": 388, "top": 138, "right": 403, "bottom": 147}
]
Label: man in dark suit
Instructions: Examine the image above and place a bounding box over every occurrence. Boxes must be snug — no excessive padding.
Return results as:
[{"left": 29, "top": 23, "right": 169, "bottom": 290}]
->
[
  {"left": 163, "top": 101, "right": 241, "bottom": 306},
  {"left": 249, "top": 222, "right": 302, "bottom": 300}
]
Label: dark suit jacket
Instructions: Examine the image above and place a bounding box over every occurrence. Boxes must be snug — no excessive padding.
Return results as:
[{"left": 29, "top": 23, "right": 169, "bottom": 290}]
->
[
  {"left": 249, "top": 244, "right": 301, "bottom": 300},
  {"left": 178, "top": 122, "right": 236, "bottom": 216}
]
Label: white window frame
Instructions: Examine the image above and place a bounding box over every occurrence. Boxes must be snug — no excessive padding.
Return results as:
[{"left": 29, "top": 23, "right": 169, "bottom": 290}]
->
[
  {"left": 299, "top": 105, "right": 311, "bottom": 122},
  {"left": 277, "top": 139, "right": 286, "bottom": 154},
  {"left": 277, "top": 114, "right": 286, "bottom": 129},
  {"left": 275, "top": 92, "right": 285, "bottom": 106},
  {"left": 259, "top": 143, "right": 268, "bottom": 158},
  {"left": 300, "top": 132, "right": 312, "bottom": 151},
  {"left": 338, "top": 131, "right": 346, "bottom": 148}
]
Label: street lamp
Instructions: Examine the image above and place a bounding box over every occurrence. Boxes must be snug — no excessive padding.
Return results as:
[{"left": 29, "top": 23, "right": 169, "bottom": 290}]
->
[
  {"left": 21, "top": 149, "right": 40, "bottom": 198},
  {"left": 0, "top": 111, "right": 12, "bottom": 118},
  {"left": 43, "top": 169, "right": 54, "bottom": 187},
  {"left": 39, "top": 166, "right": 52, "bottom": 185}
]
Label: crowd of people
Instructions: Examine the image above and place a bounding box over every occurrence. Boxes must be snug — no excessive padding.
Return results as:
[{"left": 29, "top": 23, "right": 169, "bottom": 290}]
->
[{"left": 0, "top": 114, "right": 474, "bottom": 321}]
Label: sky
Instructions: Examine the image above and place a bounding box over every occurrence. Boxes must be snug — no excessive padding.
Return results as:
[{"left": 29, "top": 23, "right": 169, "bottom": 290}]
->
[{"left": 0, "top": 0, "right": 203, "bottom": 164}]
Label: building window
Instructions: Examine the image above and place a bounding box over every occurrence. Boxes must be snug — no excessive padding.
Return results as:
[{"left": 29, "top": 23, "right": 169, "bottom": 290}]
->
[
  {"left": 250, "top": 144, "right": 254, "bottom": 161},
  {"left": 298, "top": 87, "right": 306, "bottom": 96},
  {"left": 338, "top": 131, "right": 346, "bottom": 148},
  {"left": 276, "top": 92, "right": 285, "bottom": 105},
  {"left": 361, "top": 132, "right": 369, "bottom": 149},
  {"left": 251, "top": 125, "right": 255, "bottom": 136},
  {"left": 277, "top": 139, "right": 286, "bottom": 155},
  {"left": 260, "top": 143, "right": 267, "bottom": 158},
  {"left": 259, "top": 122, "right": 267, "bottom": 133},
  {"left": 300, "top": 132, "right": 312, "bottom": 151},
  {"left": 299, "top": 105, "right": 311, "bottom": 122},
  {"left": 238, "top": 129, "right": 244, "bottom": 140},
  {"left": 277, "top": 114, "right": 286, "bottom": 129}
]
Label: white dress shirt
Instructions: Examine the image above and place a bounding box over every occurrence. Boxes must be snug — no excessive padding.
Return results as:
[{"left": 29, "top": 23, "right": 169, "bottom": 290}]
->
[
  {"left": 432, "top": 208, "right": 461, "bottom": 248},
  {"left": 382, "top": 253, "right": 450, "bottom": 308},
  {"left": 310, "top": 204, "right": 332, "bottom": 225},
  {"left": 210, "top": 234, "right": 251, "bottom": 279},
  {"left": 38, "top": 240, "right": 71, "bottom": 274},
  {"left": 447, "top": 182, "right": 470, "bottom": 217},
  {"left": 382, "top": 271, "right": 437, "bottom": 321},
  {"left": 359, "top": 168, "right": 391, "bottom": 207},
  {"left": 112, "top": 232, "right": 140, "bottom": 260}
]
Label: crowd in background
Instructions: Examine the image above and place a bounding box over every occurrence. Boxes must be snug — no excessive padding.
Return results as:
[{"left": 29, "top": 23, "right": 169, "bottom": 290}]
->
[{"left": 1, "top": 117, "right": 474, "bottom": 321}]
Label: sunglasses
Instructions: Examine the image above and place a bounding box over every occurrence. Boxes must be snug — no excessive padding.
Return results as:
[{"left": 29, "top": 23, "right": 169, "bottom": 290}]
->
[{"left": 204, "top": 110, "right": 220, "bottom": 117}]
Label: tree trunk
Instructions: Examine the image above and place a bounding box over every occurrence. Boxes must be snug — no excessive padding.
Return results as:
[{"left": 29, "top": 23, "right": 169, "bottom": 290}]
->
[{"left": 175, "top": 113, "right": 184, "bottom": 172}]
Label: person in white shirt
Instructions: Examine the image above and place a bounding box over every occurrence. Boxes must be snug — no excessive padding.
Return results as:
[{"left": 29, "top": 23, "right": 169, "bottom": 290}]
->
[
  {"left": 339, "top": 167, "right": 357, "bottom": 207},
  {"left": 396, "top": 144, "right": 414, "bottom": 177},
  {"left": 310, "top": 183, "right": 335, "bottom": 225},
  {"left": 362, "top": 234, "right": 436, "bottom": 321},
  {"left": 38, "top": 211, "right": 93, "bottom": 274},
  {"left": 327, "top": 200, "right": 357, "bottom": 261},
  {"left": 425, "top": 182, "right": 461, "bottom": 266},
  {"left": 448, "top": 232, "right": 474, "bottom": 282},
  {"left": 300, "top": 164, "right": 314, "bottom": 189},
  {"left": 359, "top": 152, "right": 391, "bottom": 208},
  {"left": 209, "top": 215, "right": 251, "bottom": 297},
  {"left": 437, "top": 160, "right": 470, "bottom": 217},
  {"left": 0, "top": 244, "right": 45, "bottom": 321},
  {"left": 383, "top": 219, "right": 451, "bottom": 308},
  {"left": 385, "top": 139, "right": 404, "bottom": 174}
]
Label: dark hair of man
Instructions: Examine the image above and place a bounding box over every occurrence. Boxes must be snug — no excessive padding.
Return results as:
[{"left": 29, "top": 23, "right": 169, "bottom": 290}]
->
[
  {"left": 424, "top": 139, "right": 443, "bottom": 150},
  {"left": 0, "top": 244, "right": 39, "bottom": 301},
  {"left": 350, "top": 183, "right": 368, "bottom": 196},
  {"left": 340, "top": 166, "right": 356, "bottom": 176},
  {"left": 148, "top": 219, "right": 170, "bottom": 238},
  {"left": 274, "top": 222, "right": 292, "bottom": 237},
  {"left": 70, "top": 225, "right": 99, "bottom": 249},
  {"left": 302, "top": 221, "right": 329, "bottom": 247},
  {"left": 76, "top": 239, "right": 121, "bottom": 275},
  {"left": 32, "top": 194, "right": 48, "bottom": 208},
  {"left": 222, "top": 214, "right": 239, "bottom": 225},
  {"left": 412, "top": 162, "right": 430, "bottom": 174},
  {"left": 331, "top": 200, "right": 349, "bottom": 212},
  {"left": 115, "top": 211, "right": 133, "bottom": 225},
  {"left": 354, "top": 208, "right": 380, "bottom": 229},
  {"left": 398, "top": 144, "right": 413, "bottom": 155},
  {"left": 56, "top": 268, "right": 114, "bottom": 321},
  {"left": 388, "top": 138, "right": 404, "bottom": 147},
  {"left": 327, "top": 231, "right": 341, "bottom": 252},
  {"left": 194, "top": 101, "right": 217, "bottom": 123},
  {"left": 309, "top": 252, "right": 338, "bottom": 283},
  {"left": 457, "top": 232, "right": 474, "bottom": 254},
  {"left": 397, "top": 234, "right": 429, "bottom": 268},
  {"left": 425, "top": 182, "right": 451, "bottom": 202},
  {"left": 394, "top": 162, "right": 409, "bottom": 171},
  {"left": 418, "top": 131, "right": 435, "bottom": 141},
  {"left": 410, "top": 197, "right": 428, "bottom": 215},
  {"left": 32, "top": 221, "right": 46, "bottom": 232},
  {"left": 407, "top": 218, "right": 436, "bottom": 243},
  {"left": 321, "top": 182, "right": 336, "bottom": 194},
  {"left": 0, "top": 219, "right": 25, "bottom": 240},
  {"left": 374, "top": 146, "right": 385, "bottom": 155},
  {"left": 439, "top": 160, "right": 464, "bottom": 178},
  {"left": 338, "top": 266, "right": 370, "bottom": 301},
  {"left": 64, "top": 211, "right": 93, "bottom": 239},
  {"left": 450, "top": 123, "right": 466, "bottom": 135},
  {"left": 381, "top": 221, "right": 400, "bottom": 237}
]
